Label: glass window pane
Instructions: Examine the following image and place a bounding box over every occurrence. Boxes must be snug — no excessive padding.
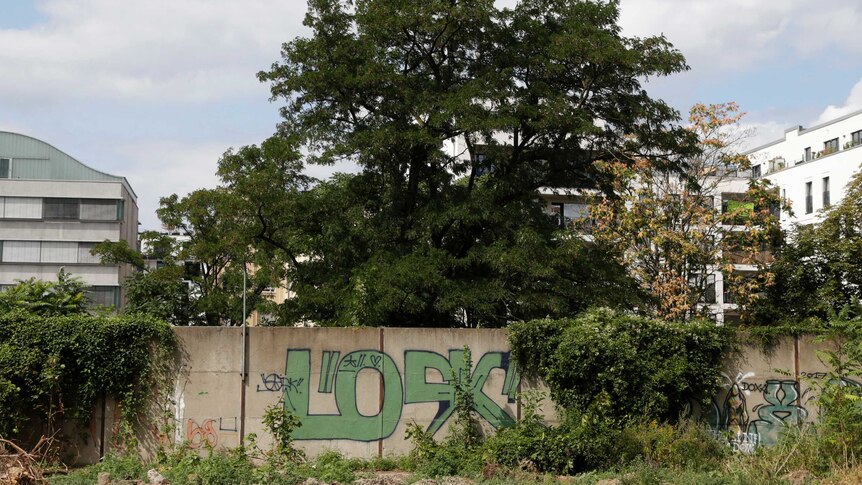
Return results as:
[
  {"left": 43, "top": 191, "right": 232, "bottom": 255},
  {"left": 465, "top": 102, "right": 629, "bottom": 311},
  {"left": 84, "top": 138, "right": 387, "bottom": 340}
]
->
[
  {"left": 81, "top": 199, "right": 118, "bottom": 220},
  {"left": 88, "top": 286, "right": 118, "bottom": 308},
  {"left": 3, "top": 241, "right": 40, "bottom": 262},
  {"left": 4, "top": 197, "right": 42, "bottom": 219},
  {"left": 78, "top": 243, "right": 101, "bottom": 264},
  {"left": 40, "top": 241, "right": 78, "bottom": 263},
  {"left": 43, "top": 198, "right": 79, "bottom": 219}
]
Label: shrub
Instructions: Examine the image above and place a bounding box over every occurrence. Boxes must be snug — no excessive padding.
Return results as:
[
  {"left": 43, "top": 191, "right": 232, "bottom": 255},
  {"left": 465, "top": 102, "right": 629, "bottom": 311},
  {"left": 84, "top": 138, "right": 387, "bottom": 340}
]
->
[
  {"left": 509, "top": 308, "right": 729, "bottom": 424},
  {"left": 617, "top": 419, "right": 727, "bottom": 472}
]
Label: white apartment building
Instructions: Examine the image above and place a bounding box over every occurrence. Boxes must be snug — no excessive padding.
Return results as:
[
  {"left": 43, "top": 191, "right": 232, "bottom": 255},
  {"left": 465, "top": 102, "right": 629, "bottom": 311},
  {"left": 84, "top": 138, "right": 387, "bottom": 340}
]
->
[
  {"left": 0, "top": 132, "right": 138, "bottom": 307},
  {"left": 748, "top": 109, "right": 862, "bottom": 230}
]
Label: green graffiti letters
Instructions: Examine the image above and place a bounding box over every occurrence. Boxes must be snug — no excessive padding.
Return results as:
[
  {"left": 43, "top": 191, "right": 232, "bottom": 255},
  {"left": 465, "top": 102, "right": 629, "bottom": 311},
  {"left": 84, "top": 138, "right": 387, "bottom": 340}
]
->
[
  {"left": 282, "top": 348, "right": 520, "bottom": 441},
  {"left": 404, "top": 349, "right": 519, "bottom": 435},
  {"left": 284, "top": 349, "right": 403, "bottom": 441}
]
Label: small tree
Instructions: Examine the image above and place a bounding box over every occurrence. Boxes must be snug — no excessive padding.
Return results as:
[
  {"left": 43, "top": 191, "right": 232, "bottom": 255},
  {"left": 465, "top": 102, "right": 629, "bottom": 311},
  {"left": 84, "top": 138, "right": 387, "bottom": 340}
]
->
[{"left": 590, "top": 103, "right": 784, "bottom": 321}]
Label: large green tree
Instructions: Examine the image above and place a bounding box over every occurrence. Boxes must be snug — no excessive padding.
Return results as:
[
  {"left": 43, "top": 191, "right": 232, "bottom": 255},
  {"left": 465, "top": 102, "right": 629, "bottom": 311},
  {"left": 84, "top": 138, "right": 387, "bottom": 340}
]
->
[
  {"left": 228, "top": 0, "right": 697, "bottom": 327},
  {"left": 201, "top": 0, "right": 702, "bottom": 327}
]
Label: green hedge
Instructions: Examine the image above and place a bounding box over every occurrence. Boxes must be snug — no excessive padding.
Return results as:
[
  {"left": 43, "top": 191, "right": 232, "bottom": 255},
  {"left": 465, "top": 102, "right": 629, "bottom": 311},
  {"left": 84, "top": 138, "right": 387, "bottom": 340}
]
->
[{"left": 0, "top": 310, "right": 175, "bottom": 439}]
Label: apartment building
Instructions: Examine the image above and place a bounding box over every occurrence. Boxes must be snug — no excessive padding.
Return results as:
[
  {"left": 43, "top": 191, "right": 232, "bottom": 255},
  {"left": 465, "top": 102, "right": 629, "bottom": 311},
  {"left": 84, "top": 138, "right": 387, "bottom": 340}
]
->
[
  {"left": 0, "top": 132, "right": 138, "bottom": 307},
  {"left": 748, "top": 109, "right": 862, "bottom": 229}
]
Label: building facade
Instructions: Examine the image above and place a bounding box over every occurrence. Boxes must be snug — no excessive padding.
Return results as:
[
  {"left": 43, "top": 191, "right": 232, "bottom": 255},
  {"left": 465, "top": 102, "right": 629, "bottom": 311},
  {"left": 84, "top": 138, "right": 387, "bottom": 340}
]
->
[
  {"left": 0, "top": 132, "right": 138, "bottom": 307},
  {"left": 748, "top": 109, "right": 862, "bottom": 229}
]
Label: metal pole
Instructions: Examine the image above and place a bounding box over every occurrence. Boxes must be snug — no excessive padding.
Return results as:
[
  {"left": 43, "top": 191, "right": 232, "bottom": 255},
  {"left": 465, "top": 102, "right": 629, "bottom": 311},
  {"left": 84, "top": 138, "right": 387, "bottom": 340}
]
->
[{"left": 240, "top": 262, "right": 247, "bottom": 444}]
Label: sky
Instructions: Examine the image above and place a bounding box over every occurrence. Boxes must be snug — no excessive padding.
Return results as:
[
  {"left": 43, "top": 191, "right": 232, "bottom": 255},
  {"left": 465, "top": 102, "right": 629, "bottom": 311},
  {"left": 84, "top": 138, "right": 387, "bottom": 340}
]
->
[{"left": 1, "top": 0, "right": 861, "bottom": 229}]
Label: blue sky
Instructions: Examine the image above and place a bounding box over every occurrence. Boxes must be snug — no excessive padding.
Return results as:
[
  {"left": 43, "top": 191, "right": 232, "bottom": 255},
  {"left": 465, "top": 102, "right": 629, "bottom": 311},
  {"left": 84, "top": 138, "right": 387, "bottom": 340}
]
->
[{"left": 1, "top": 0, "right": 861, "bottom": 228}]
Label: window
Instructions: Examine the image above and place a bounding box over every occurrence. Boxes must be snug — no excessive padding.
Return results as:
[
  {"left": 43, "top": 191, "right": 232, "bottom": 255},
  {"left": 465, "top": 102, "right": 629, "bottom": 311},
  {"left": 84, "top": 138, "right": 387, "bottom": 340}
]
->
[
  {"left": 4, "top": 197, "right": 41, "bottom": 219},
  {"left": 824, "top": 138, "right": 839, "bottom": 155},
  {"left": 853, "top": 130, "right": 862, "bottom": 147},
  {"left": 0, "top": 158, "right": 9, "bottom": 178},
  {"left": 804, "top": 147, "right": 812, "bottom": 161},
  {"left": 40, "top": 241, "right": 78, "bottom": 263},
  {"left": 549, "top": 202, "right": 564, "bottom": 227},
  {"left": 823, "top": 177, "right": 831, "bottom": 208},
  {"left": 43, "top": 198, "right": 79, "bottom": 219},
  {"left": 88, "top": 286, "right": 119, "bottom": 308},
  {"left": 722, "top": 193, "right": 754, "bottom": 224},
  {"left": 81, "top": 199, "right": 119, "bottom": 220},
  {"left": 78, "top": 242, "right": 101, "bottom": 264},
  {"left": 752, "top": 164, "right": 762, "bottom": 178},
  {"left": 2, "top": 241, "right": 40, "bottom": 262},
  {"left": 805, "top": 182, "right": 813, "bottom": 214},
  {"left": 690, "top": 274, "right": 716, "bottom": 304}
]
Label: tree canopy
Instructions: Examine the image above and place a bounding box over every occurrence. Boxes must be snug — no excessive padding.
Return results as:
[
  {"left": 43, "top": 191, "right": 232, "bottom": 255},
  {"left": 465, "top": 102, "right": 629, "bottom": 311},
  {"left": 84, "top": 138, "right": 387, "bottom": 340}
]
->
[{"left": 213, "top": 0, "right": 696, "bottom": 327}]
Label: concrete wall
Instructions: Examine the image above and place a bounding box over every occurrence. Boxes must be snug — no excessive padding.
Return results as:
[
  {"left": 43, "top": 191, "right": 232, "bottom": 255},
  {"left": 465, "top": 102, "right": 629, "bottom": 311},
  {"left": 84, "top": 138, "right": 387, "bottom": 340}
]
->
[
  {"left": 169, "top": 327, "right": 531, "bottom": 458},
  {"left": 70, "top": 328, "right": 842, "bottom": 462}
]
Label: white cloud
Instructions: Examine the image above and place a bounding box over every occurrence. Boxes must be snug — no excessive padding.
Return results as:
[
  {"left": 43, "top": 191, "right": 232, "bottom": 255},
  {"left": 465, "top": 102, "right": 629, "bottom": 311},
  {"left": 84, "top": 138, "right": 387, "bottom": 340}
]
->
[
  {"left": 816, "top": 78, "right": 862, "bottom": 124},
  {"left": 618, "top": 0, "right": 862, "bottom": 74},
  {"left": 739, "top": 120, "right": 786, "bottom": 152},
  {"left": 0, "top": 0, "right": 308, "bottom": 104},
  {"left": 108, "top": 139, "right": 226, "bottom": 229}
]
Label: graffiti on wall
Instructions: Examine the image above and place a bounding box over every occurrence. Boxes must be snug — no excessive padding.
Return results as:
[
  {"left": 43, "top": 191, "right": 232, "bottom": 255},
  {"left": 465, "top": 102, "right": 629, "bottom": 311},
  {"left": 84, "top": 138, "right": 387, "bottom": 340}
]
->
[
  {"left": 186, "top": 418, "right": 219, "bottom": 449},
  {"left": 281, "top": 348, "right": 521, "bottom": 441},
  {"left": 706, "top": 372, "right": 810, "bottom": 452}
]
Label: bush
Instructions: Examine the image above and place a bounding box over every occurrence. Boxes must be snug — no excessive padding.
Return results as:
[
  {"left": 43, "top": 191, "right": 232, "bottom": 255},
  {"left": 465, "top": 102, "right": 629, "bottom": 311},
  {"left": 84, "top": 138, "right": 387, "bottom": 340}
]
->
[
  {"left": 617, "top": 419, "right": 727, "bottom": 472},
  {"left": 509, "top": 308, "right": 729, "bottom": 424}
]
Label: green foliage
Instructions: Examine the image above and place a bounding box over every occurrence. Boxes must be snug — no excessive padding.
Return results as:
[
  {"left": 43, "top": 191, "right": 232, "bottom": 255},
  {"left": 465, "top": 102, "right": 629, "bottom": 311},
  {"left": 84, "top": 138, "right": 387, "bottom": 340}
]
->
[
  {"left": 260, "top": 399, "right": 304, "bottom": 464},
  {"left": 123, "top": 267, "right": 195, "bottom": 326},
  {"left": 509, "top": 308, "right": 729, "bottom": 423},
  {"left": 309, "top": 450, "right": 358, "bottom": 484},
  {"left": 0, "top": 309, "right": 175, "bottom": 440},
  {"left": 215, "top": 0, "right": 698, "bottom": 328},
  {"left": 750, "top": 170, "right": 862, "bottom": 326},
  {"left": 49, "top": 453, "right": 148, "bottom": 484},
  {"left": 617, "top": 420, "right": 727, "bottom": 472},
  {"left": 483, "top": 390, "right": 581, "bottom": 474},
  {"left": 809, "top": 320, "right": 862, "bottom": 469},
  {"left": 0, "top": 269, "right": 89, "bottom": 315}
]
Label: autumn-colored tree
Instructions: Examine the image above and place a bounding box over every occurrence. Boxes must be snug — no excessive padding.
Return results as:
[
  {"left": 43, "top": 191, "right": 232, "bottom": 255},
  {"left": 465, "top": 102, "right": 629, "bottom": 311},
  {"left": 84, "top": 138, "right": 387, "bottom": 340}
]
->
[{"left": 590, "top": 103, "right": 784, "bottom": 321}]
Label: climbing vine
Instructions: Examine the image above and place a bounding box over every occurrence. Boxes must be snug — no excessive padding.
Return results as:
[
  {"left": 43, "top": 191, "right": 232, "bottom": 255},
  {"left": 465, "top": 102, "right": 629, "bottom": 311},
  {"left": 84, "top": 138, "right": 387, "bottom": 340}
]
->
[{"left": 0, "top": 309, "right": 176, "bottom": 440}]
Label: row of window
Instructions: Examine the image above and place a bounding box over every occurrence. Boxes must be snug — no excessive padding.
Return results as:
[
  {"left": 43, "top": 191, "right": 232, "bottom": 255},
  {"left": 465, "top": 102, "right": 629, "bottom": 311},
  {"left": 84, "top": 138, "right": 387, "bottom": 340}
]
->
[
  {"left": 801, "top": 130, "right": 862, "bottom": 162},
  {"left": 0, "top": 283, "right": 118, "bottom": 307},
  {"left": 0, "top": 241, "right": 101, "bottom": 264},
  {"left": 803, "top": 177, "right": 830, "bottom": 215},
  {"left": 0, "top": 196, "right": 123, "bottom": 221},
  {"left": 549, "top": 194, "right": 774, "bottom": 228}
]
